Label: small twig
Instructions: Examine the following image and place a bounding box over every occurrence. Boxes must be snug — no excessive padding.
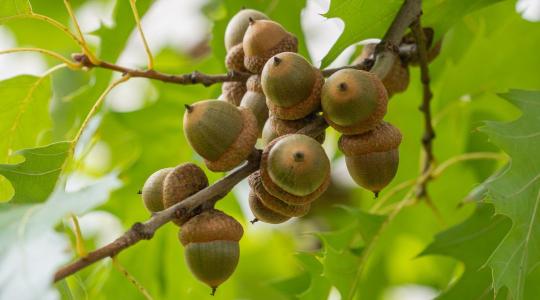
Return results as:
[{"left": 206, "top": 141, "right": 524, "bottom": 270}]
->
[
  {"left": 129, "top": 0, "right": 154, "bottom": 70},
  {"left": 63, "top": 0, "right": 100, "bottom": 65},
  {"left": 321, "top": 59, "right": 373, "bottom": 77},
  {"left": 112, "top": 256, "right": 154, "bottom": 300},
  {"left": 411, "top": 18, "right": 435, "bottom": 200}
]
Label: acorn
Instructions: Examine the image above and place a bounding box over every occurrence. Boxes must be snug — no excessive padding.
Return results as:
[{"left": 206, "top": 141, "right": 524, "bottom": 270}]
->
[
  {"left": 353, "top": 44, "right": 409, "bottom": 97},
  {"left": 183, "top": 100, "right": 258, "bottom": 172},
  {"left": 264, "top": 114, "right": 326, "bottom": 145},
  {"left": 162, "top": 163, "right": 209, "bottom": 225},
  {"left": 338, "top": 122, "right": 402, "bottom": 196},
  {"left": 248, "top": 170, "right": 311, "bottom": 217},
  {"left": 260, "top": 134, "right": 331, "bottom": 204},
  {"left": 321, "top": 69, "right": 388, "bottom": 135},
  {"left": 225, "top": 9, "right": 268, "bottom": 51},
  {"left": 179, "top": 209, "right": 243, "bottom": 294},
  {"left": 141, "top": 167, "right": 173, "bottom": 213},
  {"left": 221, "top": 81, "right": 247, "bottom": 106},
  {"left": 243, "top": 19, "right": 298, "bottom": 73},
  {"left": 240, "top": 91, "right": 268, "bottom": 136},
  {"left": 248, "top": 190, "right": 291, "bottom": 224},
  {"left": 246, "top": 74, "right": 262, "bottom": 93},
  {"left": 261, "top": 52, "right": 323, "bottom": 120},
  {"left": 225, "top": 43, "right": 247, "bottom": 72}
]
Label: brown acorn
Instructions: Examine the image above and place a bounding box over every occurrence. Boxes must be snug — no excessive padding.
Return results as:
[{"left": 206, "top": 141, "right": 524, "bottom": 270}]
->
[
  {"left": 162, "top": 163, "right": 209, "bottom": 225},
  {"left": 240, "top": 91, "right": 268, "bottom": 136},
  {"left": 243, "top": 19, "right": 298, "bottom": 73},
  {"left": 248, "top": 170, "right": 311, "bottom": 217},
  {"left": 353, "top": 44, "right": 409, "bottom": 97},
  {"left": 246, "top": 74, "right": 262, "bottom": 93},
  {"left": 183, "top": 100, "right": 258, "bottom": 172},
  {"left": 321, "top": 69, "right": 388, "bottom": 135},
  {"left": 261, "top": 52, "right": 323, "bottom": 120},
  {"left": 222, "top": 81, "right": 247, "bottom": 106},
  {"left": 141, "top": 167, "right": 173, "bottom": 213},
  {"left": 179, "top": 209, "right": 243, "bottom": 294},
  {"left": 263, "top": 114, "right": 326, "bottom": 145},
  {"left": 260, "top": 134, "right": 331, "bottom": 204},
  {"left": 225, "top": 9, "right": 268, "bottom": 51},
  {"left": 248, "top": 190, "right": 291, "bottom": 224},
  {"left": 225, "top": 43, "right": 248, "bottom": 72},
  {"left": 338, "top": 122, "right": 402, "bottom": 196}
]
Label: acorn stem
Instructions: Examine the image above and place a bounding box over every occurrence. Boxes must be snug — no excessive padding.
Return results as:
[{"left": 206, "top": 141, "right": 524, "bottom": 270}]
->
[
  {"left": 338, "top": 82, "right": 348, "bottom": 91},
  {"left": 184, "top": 104, "right": 193, "bottom": 113},
  {"left": 293, "top": 151, "right": 304, "bottom": 162},
  {"left": 373, "top": 191, "right": 379, "bottom": 199},
  {"left": 211, "top": 287, "right": 217, "bottom": 296},
  {"left": 248, "top": 17, "right": 255, "bottom": 25},
  {"left": 273, "top": 56, "right": 282, "bottom": 66},
  {"left": 250, "top": 218, "right": 259, "bottom": 224}
]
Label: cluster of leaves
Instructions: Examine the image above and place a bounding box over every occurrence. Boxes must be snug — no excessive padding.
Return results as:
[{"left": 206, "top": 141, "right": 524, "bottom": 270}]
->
[{"left": 0, "top": 0, "right": 539, "bottom": 299}]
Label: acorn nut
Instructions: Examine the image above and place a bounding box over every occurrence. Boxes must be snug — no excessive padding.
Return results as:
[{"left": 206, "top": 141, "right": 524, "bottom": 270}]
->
[
  {"left": 243, "top": 19, "right": 298, "bottom": 73},
  {"left": 240, "top": 91, "right": 268, "bottom": 137},
  {"left": 141, "top": 167, "right": 173, "bottom": 213},
  {"left": 162, "top": 163, "right": 209, "bottom": 225},
  {"left": 225, "top": 9, "right": 268, "bottom": 51},
  {"left": 179, "top": 209, "right": 243, "bottom": 294},
  {"left": 183, "top": 100, "right": 258, "bottom": 172},
  {"left": 338, "top": 122, "right": 402, "bottom": 196},
  {"left": 322, "top": 69, "right": 388, "bottom": 135},
  {"left": 262, "top": 52, "right": 323, "bottom": 120},
  {"left": 260, "top": 134, "right": 331, "bottom": 204},
  {"left": 222, "top": 81, "right": 247, "bottom": 106},
  {"left": 248, "top": 190, "right": 291, "bottom": 224}
]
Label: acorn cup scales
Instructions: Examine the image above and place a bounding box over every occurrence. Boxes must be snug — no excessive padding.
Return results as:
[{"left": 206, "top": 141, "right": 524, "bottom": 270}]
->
[
  {"left": 179, "top": 209, "right": 244, "bottom": 294},
  {"left": 339, "top": 122, "right": 402, "bottom": 196},
  {"left": 183, "top": 100, "right": 258, "bottom": 172},
  {"left": 260, "top": 134, "right": 331, "bottom": 204},
  {"left": 322, "top": 69, "right": 388, "bottom": 135}
]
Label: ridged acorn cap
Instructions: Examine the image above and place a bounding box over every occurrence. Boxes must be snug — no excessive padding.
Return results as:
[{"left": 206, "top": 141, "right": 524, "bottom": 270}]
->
[
  {"left": 249, "top": 190, "right": 291, "bottom": 224},
  {"left": 225, "top": 9, "right": 268, "bottom": 51},
  {"left": 246, "top": 74, "right": 262, "bottom": 93},
  {"left": 260, "top": 134, "right": 331, "bottom": 204},
  {"left": 262, "top": 53, "right": 323, "bottom": 120},
  {"left": 248, "top": 170, "right": 310, "bottom": 217},
  {"left": 141, "top": 167, "right": 173, "bottom": 212},
  {"left": 265, "top": 114, "right": 326, "bottom": 145},
  {"left": 338, "top": 122, "right": 402, "bottom": 156},
  {"left": 180, "top": 210, "right": 243, "bottom": 291},
  {"left": 183, "top": 100, "right": 258, "bottom": 172},
  {"left": 240, "top": 91, "right": 268, "bottom": 136},
  {"left": 222, "top": 81, "right": 247, "bottom": 106},
  {"left": 322, "top": 69, "right": 388, "bottom": 134},
  {"left": 162, "top": 163, "right": 208, "bottom": 225},
  {"left": 225, "top": 43, "right": 247, "bottom": 72},
  {"left": 243, "top": 19, "right": 298, "bottom": 73}
]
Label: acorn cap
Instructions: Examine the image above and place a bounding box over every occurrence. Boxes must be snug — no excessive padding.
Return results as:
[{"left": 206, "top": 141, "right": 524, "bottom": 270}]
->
[
  {"left": 248, "top": 170, "right": 310, "bottom": 217},
  {"left": 179, "top": 209, "right": 244, "bottom": 246},
  {"left": 243, "top": 19, "right": 298, "bottom": 73},
  {"left": 322, "top": 69, "right": 388, "bottom": 134},
  {"left": 246, "top": 74, "right": 262, "bottom": 93},
  {"left": 345, "top": 149, "right": 399, "bottom": 194},
  {"left": 225, "top": 9, "right": 268, "bottom": 51},
  {"left": 141, "top": 167, "right": 173, "bottom": 212},
  {"left": 222, "top": 81, "right": 247, "bottom": 106},
  {"left": 248, "top": 190, "right": 291, "bottom": 224},
  {"left": 240, "top": 91, "right": 269, "bottom": 137},
  {"left": 261, "top": 118, "right": 279, "bottom": 146},
  {"left": 225, "top": 43, "right": 247, "bottom": 72},
  {"left": 262, "top": 53, "right": 323, "bottom": 120},
  {"left": 267, "top": 114, "right": 326, "bottom": 144},
  {"left": 339, "top": 122, "right": 402, "bottom": 156},
  {"left": 162, "top": 163, "right": 208, "bottom": 225},
  {"left": 184, "top": 101, "right": 258, "bottom": 172},
  {"left": 260, "top": 134, "right": 331, "bottom": 204}
]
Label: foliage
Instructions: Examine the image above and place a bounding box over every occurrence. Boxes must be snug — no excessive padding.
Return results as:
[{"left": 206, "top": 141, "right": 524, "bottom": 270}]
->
[{"left": 0, "top": 0, "right": 539, "bottom": 299}]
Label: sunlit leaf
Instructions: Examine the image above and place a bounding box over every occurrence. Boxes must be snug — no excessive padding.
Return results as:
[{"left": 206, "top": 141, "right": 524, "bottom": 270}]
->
[{"left": 0, "top": 0, "right": 31, "bottom": 22}]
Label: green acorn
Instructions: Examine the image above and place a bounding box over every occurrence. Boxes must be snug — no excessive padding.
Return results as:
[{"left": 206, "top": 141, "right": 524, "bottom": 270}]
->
[
  {"left": 162, "top": 163, "right": 209, "bottom": 225},
  {"left": 260, "top": 134, "right": 330, "bottom": 204},
  {"left": 243, "top": 19, "right": 297, "bottom": 73},
  {"left": 225, "top": 9, "right": 268, "bottom": 51},
  {"left": 240, "top": 91, "right": 268, "bottom": 136},
  {"left": 321, "top": 69, "right": 388, "bottom": 135},
  {"left": 179, "top": 209, "right": 243, "bottom": 294},
  {"left": 261, "top": 52, "right": 323, "bottom": 120},
  {"left": 141, "top": 167, "right": 173, "bottom": 212},
  {"left": 183, "top": 100, "right": 258, "bottom": 172},
  {"left": 338, "top": 122, "right": 402, "bottom": 196}
]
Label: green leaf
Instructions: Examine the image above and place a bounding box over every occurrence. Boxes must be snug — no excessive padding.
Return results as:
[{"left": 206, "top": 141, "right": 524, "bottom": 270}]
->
[
  {"left": 480, "top": 90, "right": 540, "bottom": 299},
  {"left": 421, "top": 203, "right": 511, "bottom": 299},
  {"left": 0, "top": 173, "right": 121, "bottom": 300},
  {"left": 0, "top": 0, "right": 31, "bottom": 22},
  {"left": 0, "top": 142, "right": 70, "bottom": 203},
  {"left": 0, "top": 75, "right": 53, "bottom": 200}
]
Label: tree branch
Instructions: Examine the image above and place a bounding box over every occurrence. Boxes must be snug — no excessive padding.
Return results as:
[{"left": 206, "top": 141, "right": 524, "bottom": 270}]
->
[{"left": 411, "top": 18, "right": 436, "bottom": 199}]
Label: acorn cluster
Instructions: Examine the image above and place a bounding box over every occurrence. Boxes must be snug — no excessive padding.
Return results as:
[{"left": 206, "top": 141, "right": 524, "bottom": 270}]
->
[{"left": 139, "top": 7, "right": 416, "bottom": 294}]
